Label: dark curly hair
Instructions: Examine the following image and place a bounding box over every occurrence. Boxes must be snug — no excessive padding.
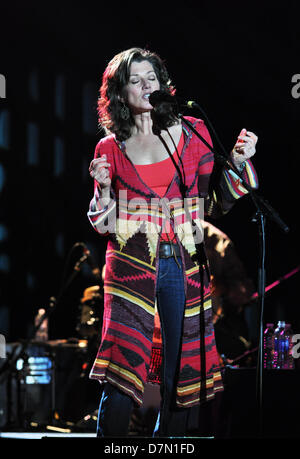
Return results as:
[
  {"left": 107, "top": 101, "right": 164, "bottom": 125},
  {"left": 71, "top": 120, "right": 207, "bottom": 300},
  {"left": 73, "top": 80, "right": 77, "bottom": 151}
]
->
[{"left": 97, "top": 47, "right": 177, "bottom": 141}]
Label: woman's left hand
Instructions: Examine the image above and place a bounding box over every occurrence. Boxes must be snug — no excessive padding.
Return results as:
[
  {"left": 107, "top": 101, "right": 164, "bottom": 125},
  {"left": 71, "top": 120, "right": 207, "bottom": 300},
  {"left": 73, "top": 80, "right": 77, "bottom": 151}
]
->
[{"left": 230, "top": 128, "right": 258, "bottom": 167}]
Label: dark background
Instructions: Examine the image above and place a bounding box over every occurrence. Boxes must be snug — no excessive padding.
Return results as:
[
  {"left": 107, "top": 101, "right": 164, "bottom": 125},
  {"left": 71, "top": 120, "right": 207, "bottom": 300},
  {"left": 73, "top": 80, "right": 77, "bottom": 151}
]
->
[{"left": 0, "top": 1, "right": 299, "bottom": 345}]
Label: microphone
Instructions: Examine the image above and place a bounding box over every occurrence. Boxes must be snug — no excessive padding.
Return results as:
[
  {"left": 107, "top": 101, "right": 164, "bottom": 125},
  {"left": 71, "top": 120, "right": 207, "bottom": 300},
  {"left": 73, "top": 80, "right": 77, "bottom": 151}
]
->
[
  {"left": 149, "top": 90, "right": 199, "bottom": 109},
  {"left": 149, "top": 90, "right": 177, "bottom": 107},
  {"left": 82, "top": 245, "right": 102, "bottom": 280},
  {"left": 74, "top": 243, "right": 101, "bottom": 280}
]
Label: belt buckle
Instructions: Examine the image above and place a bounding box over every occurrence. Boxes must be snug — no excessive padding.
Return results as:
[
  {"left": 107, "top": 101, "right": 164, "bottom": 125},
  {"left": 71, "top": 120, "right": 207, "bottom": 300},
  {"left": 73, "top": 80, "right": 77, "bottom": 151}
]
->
[{"left": 160, "top": 243, "right": 173, "bottom": 258}]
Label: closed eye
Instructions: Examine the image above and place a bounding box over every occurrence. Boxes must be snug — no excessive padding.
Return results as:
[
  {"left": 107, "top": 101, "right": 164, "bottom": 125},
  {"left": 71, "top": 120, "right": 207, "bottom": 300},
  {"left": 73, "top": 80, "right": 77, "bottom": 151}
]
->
[{"left": 130, "top": 77, "right": 156, "bottom": 85}]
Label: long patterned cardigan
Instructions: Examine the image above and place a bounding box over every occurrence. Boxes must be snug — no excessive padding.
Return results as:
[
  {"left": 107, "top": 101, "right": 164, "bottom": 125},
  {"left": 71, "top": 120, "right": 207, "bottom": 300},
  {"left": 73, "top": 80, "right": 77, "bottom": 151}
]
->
[{"left": 87, "top": 116, "right": 258, "bottom": 408}]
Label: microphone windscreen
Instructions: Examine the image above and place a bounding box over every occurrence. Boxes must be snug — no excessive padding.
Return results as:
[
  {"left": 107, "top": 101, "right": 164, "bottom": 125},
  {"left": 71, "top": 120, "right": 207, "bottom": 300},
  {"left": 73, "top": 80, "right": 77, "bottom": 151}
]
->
[{"left": 149, "top": 90, "right": 177, "bottom": 107}]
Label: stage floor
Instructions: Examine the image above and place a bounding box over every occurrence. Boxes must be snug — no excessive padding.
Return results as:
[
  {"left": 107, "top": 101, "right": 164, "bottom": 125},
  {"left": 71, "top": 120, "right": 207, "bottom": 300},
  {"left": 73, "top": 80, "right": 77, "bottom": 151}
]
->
[{"left": 0, "top": 431, "right": 97, "bottom": 439}]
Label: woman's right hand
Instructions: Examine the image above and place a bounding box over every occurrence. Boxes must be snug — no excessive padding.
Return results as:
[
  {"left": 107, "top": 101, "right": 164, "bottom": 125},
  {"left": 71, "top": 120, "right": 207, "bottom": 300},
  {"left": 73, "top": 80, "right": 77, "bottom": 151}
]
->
[{"left": 89, "top": 154, "right": 111, "bottom": 190}]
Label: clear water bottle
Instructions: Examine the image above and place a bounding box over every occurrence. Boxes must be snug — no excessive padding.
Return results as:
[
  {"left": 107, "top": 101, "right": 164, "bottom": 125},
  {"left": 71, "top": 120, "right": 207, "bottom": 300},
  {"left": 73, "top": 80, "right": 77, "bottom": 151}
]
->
[
  {"left": 273, "top": 321, "right": 286, "bottom": 369},
  {"left": 263, "top": 323, "right": 274, "bottom": 369},
  {"left": 283, "top": 323, "right": 295, "bottom": 369}
]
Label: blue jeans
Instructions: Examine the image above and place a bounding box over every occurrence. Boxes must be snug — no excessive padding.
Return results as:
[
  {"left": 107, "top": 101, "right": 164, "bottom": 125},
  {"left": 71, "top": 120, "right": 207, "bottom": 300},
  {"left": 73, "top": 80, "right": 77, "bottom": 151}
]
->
[
  {"left": 97, "top": 256, "right": 189, "bottom": 437},
  {"left": 153, "top": 256, "right": 190, "bottom": 436}
]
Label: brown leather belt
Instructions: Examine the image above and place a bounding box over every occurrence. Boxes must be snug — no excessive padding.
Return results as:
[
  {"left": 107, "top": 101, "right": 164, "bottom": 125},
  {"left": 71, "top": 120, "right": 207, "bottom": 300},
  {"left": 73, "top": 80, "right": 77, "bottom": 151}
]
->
[{"left": 159, "top": 242, "right": 181, "bottom": 258}]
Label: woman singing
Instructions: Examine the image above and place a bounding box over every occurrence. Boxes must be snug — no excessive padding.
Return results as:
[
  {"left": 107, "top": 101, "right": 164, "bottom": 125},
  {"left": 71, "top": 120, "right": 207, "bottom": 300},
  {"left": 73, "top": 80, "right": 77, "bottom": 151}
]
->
[{"left": 87, "top": 47, "right": 258, "bottom": 437}]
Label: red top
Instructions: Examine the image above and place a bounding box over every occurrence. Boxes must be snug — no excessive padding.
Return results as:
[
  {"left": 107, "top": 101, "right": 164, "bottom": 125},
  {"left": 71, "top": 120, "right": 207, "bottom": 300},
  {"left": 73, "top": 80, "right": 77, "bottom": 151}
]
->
[{"left": 135, "top": 132, "right": 184, "bottom": 243}]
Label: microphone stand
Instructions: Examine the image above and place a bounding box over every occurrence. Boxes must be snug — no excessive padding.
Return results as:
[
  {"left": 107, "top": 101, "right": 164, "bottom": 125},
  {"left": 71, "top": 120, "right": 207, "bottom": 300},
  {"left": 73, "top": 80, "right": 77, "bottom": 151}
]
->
[{"left": 177, "top": 111, "right": 290, "bottom": 437}]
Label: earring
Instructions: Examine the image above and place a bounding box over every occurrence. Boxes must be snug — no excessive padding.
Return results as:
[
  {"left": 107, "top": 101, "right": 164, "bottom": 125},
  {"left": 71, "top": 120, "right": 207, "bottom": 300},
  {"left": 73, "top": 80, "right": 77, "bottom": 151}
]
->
[{"left": 120, "top": 103, "right": 130, "bottom": 121}]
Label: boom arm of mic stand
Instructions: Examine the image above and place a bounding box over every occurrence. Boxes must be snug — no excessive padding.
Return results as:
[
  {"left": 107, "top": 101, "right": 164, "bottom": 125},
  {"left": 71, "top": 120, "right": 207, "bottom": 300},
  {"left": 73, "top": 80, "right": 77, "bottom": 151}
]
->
[{"left": 32, "top": 255, "right": 87, "bottom": 337}]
